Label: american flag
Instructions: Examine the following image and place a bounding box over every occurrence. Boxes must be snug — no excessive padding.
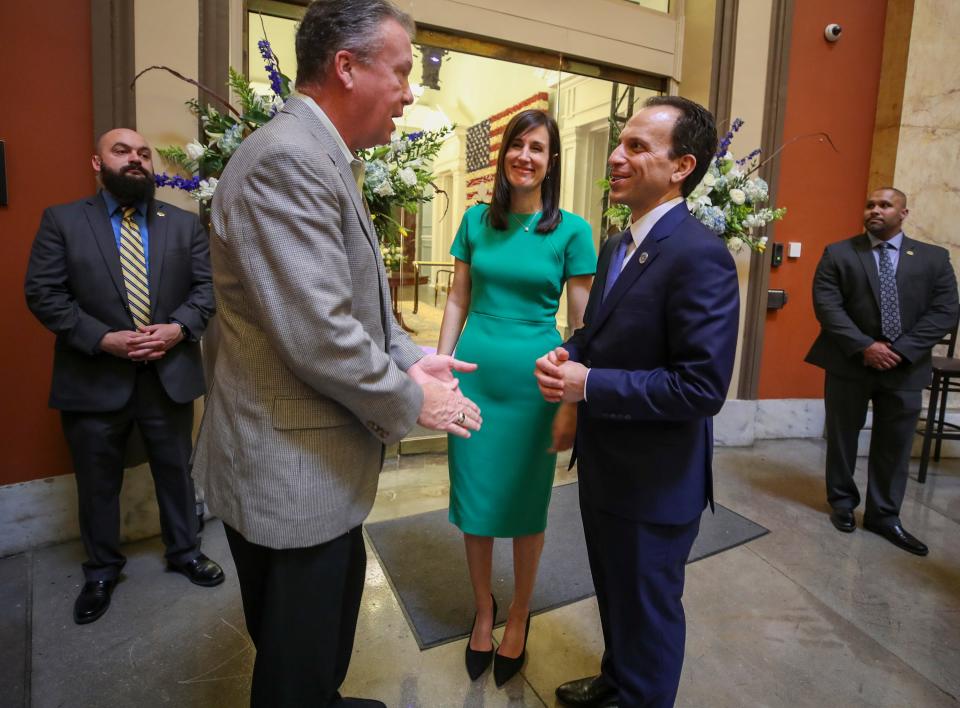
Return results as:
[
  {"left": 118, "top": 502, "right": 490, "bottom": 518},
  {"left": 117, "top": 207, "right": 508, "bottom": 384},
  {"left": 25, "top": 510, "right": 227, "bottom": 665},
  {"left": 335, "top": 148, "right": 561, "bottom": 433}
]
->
[{"left": 464, "top": 92, "right": 550, "bottom": 203}]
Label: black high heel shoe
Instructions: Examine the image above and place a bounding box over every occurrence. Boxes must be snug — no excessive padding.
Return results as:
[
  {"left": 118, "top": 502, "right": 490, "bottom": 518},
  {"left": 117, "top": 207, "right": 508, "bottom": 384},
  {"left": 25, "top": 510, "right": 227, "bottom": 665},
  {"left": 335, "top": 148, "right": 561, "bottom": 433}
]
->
[
  {"left": 465, "top": 595, "right": 498, "bottom": 680},
  {"left": 493, "top": 611, "right": 531, "bottom": 688}
]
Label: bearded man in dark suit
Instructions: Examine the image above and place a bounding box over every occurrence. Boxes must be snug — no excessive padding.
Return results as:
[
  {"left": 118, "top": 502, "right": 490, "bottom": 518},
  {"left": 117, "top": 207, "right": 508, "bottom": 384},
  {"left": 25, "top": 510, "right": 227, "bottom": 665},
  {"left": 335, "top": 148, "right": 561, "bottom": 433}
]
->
[
  {"left": 806, "top": 187, "right": 958, "bottom": 555},
  {"left": 25, "top": 128, "right": 223, "bottom": 625}
]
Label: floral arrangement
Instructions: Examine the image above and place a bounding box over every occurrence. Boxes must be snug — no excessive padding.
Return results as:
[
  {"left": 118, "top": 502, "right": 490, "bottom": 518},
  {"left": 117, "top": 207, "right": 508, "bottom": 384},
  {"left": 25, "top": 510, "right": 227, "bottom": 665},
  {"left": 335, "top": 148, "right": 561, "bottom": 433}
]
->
[
  {"left": 602, "top": 118, "right": 787, "bottom": 253},
  {"left": 685, "top": 118, "right": 785, "bottom": 253},
  {"left": 359, "top": 126, "right": 453, "bottom": 269},
  {"left": 145, "top": 39, "right": 451, "bottom": 270},
  {"left": 145, "top": 40, "right": 290, "bottom": 204}
]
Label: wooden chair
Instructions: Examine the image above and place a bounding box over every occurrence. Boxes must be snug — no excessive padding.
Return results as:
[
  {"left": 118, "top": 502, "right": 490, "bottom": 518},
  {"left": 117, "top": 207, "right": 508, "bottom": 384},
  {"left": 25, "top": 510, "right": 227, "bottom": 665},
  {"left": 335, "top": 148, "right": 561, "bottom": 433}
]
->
[{"left": 916, "top": 319, "right": 960, "bottom": 483}]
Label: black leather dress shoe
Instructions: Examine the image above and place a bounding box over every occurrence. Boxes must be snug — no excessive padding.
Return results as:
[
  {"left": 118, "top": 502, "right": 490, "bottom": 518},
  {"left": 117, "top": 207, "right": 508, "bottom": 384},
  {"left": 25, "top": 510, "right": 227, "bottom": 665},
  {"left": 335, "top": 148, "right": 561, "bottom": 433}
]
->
[
  {"left": 74, "top": 579, "right": 115, "bottom": 625},
  {"left": 334, "top": 699, "right": 386, "bottom": 707},
  {"left": 493, "top": 612, "right": 531, "bottom": 688},
  {"left": 466, "top": 595, "right": 498, "bottom": 680},
  {"left": 556, "top": 674, "right": 617, "bottom": 707},
  {"left": 167, "top": 553, "right": 225, "bottom": 586},
  {"left": 863, "top": 521, "right": 929, "bottom": 556},
  {"left": 829, "top": 508, "right": 856, "bottom": 533}
]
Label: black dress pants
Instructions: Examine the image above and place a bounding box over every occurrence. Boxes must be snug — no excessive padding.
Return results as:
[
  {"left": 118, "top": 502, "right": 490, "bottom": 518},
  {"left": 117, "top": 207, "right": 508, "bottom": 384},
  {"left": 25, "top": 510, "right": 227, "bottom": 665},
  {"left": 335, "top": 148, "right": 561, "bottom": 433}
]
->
[
  {"left": 224, "top": 523, "right": 367, "bottom": 708},
  {"left": 61, "top": 365, "right": 199, "bottom": 582},
  {"left": 824, "top": 372, "right": 922, "bottom": 525}
]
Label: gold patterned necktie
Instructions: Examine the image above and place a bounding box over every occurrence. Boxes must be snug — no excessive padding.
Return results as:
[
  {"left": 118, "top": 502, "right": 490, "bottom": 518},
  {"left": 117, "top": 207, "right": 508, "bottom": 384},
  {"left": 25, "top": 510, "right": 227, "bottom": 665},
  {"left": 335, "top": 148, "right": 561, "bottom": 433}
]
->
[{"left": 119, "top": 206, "right": 151, "bottom": 329}]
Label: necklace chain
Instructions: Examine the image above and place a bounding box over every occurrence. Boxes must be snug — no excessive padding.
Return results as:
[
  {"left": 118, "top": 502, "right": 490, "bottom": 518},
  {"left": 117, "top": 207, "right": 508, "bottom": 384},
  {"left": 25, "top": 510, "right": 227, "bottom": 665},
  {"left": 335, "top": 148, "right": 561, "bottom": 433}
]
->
[{"left": 510, "top": 211, "right": 541, "bottom": 232}]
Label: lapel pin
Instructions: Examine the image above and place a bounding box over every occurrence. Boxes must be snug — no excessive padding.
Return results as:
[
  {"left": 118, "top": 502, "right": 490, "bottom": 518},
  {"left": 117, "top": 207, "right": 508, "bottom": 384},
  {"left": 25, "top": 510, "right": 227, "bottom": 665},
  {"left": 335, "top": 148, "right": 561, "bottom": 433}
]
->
[
  {"left": 638, "top": 252, "right": 648, "bottom": 264},
  {"left": 156, "top": 209, "right": 166, "bottom": 217},
  {"left": 906, "top": 250, "right": 914, "bottom": 256}
]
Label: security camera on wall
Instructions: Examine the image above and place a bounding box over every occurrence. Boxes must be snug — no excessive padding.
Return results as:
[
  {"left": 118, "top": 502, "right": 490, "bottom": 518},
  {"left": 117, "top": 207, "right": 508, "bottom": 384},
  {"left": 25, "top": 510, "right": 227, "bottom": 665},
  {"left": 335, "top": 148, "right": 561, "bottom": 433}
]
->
[{"left": 824, "top": 24, "right": 842, "bottom": 42}]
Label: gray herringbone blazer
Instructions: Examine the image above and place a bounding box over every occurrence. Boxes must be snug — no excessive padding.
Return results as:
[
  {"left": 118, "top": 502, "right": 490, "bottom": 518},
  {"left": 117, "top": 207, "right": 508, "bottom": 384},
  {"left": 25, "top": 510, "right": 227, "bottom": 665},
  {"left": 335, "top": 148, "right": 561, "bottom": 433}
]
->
[{"left": 193, "top": 96, "right": 424, "bottom": 549}]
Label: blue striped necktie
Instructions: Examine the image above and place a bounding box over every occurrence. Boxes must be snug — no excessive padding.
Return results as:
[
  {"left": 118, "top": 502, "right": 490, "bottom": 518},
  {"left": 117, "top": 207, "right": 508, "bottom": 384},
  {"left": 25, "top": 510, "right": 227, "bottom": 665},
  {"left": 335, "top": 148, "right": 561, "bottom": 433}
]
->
[{"left": 119, "top": 206, "right": 151, "bottom": 329}]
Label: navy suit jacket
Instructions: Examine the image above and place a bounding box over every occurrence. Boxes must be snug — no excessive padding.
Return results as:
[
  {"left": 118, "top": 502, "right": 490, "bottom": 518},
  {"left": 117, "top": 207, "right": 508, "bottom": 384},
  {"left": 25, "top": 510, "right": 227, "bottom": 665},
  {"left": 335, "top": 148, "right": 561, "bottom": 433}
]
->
[
  {"left": 24, "top": 192, "right": 214, "bottom": 411},
  {"left": 805, "top": 233, "right": 958, "bottom": 390},
  {"left": 565, "top": 202, "right": 740, "bottom": 525}
]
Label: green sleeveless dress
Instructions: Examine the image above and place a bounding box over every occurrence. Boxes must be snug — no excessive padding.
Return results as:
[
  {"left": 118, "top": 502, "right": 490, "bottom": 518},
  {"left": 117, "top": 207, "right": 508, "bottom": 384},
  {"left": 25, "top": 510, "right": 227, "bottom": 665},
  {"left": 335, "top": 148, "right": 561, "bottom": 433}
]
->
[{"left": 448, "top": 204, "right": 597, "bottom": 537}]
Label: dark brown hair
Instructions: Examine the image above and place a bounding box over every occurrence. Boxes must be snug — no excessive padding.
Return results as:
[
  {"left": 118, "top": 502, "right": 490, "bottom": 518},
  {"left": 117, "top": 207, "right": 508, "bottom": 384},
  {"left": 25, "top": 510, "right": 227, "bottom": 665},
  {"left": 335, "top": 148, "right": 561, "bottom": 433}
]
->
[{"left": 487, "top": 109, "right": 562, "bottom": 233}]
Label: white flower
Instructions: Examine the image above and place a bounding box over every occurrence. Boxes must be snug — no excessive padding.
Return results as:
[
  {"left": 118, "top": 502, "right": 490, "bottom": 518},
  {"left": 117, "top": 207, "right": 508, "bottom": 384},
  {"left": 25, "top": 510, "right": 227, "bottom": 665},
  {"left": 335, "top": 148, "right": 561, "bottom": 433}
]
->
[
  {"left": 191, "top": 177, "right": 218, "bottom": 202},
  {"left": 729, "top": 188, "right": 746, "bottom": 205},
  {"left": 727, "top": 236, "right": 744, "bottom": 252},
  {"left": 184, "top": 141, "right": 206, "bottom": 161},
  {"left": 703, "top": 172, "right": 717, "bottom": 188},
  {"left": 398, "top": 167, "right": 418, "bottom": 187},
  {"left": 373, "top": 180, "right": 395, "bottom": 197}
]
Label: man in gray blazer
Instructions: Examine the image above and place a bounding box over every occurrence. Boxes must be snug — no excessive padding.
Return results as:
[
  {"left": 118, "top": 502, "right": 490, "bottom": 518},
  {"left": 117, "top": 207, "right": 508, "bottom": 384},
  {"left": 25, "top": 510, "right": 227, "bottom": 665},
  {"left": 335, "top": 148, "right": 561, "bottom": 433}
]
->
[
  {"left": 192, "top": 1, "right": 480, "bottom": 706},
  {"left": 25, "top": 128, "right": 223, "bottom": 626},
  {"left": 806, "top": 187, "right": 958, "bottom": 556}
]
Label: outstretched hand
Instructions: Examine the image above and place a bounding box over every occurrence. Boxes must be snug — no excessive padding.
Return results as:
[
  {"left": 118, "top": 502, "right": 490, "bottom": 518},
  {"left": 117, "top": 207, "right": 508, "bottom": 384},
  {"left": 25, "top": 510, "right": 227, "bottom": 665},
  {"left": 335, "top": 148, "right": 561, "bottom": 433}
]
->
[
  {"left": 411, "top": 353, "right": 482, "bottom": 438},
  {"left": 408, "top": 353, "right": 478, "bottom": 385}
]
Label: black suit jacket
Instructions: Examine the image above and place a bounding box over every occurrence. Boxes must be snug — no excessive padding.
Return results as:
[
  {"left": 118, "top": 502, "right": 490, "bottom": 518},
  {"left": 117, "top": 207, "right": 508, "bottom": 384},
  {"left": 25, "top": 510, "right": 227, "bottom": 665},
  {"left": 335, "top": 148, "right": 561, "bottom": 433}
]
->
[
  {"left": 24, "top": 192, "right": 214, "bottom": 411},
  {"left": 805, "top": 232, "right": 958, "bottom": 390},
  {"left": 564, "top": 203, "right": 741, "bottom": 525}
]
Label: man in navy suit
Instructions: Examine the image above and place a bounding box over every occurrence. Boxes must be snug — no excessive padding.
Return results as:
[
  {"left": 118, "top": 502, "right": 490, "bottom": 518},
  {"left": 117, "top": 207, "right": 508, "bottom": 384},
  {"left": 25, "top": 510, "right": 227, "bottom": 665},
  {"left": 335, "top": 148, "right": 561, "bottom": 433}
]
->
[
  {"left": 536, "top": 96, "right": 739, "bottom": 707},
  {"left": 25, "top": 128, "right": 224, "bottom": 625},
  {"left": 805, "top": 188, "right": 957, "bottom": 555}
]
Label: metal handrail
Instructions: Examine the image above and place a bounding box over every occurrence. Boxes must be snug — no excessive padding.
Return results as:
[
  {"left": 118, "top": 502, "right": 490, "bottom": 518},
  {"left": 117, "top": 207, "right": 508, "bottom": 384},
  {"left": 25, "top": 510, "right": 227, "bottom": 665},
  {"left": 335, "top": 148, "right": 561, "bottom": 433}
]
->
[{"left": 411, "top": 261, "right": 455, "bottom": 313}]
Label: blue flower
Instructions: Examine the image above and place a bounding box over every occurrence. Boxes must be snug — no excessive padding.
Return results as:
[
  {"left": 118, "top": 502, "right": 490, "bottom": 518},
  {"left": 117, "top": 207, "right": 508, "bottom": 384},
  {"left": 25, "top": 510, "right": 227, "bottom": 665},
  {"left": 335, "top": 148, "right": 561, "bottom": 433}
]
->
[
  {"left": 258, "top": 39, "right": 284, "bottom": 97},
  {"left": 699, "top": 205, "right": 727, "bottom": 235},
  {"left": 405, "top": 131, "right": 424, "bottom": 142},
  {"left": 736, "top": 148, "right": 762, "bottom": 166},
  {"left": 155, "top": 172, "right": 201, "bottom": 192},
  {"left": 717, "top": 117, "right": 744, "bottom": 157}
]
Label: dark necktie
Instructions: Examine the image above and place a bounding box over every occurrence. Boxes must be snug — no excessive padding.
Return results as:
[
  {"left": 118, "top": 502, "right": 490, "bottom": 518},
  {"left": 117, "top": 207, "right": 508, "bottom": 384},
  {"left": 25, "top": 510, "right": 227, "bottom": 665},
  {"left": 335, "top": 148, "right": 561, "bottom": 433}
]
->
[
  {"left": 877, "top": 243, "right": 902, "bottom": 342},
  {"left": 602, "top": 230, "right": 633, "bottom": 301}
]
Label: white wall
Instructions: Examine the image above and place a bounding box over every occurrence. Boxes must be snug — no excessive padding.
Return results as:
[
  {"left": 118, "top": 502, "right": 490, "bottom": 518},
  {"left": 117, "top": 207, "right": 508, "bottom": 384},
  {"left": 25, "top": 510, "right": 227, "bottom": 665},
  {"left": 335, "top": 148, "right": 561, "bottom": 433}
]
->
[{"left": 134, "top": 0, "right": 199, "bottom": 214}]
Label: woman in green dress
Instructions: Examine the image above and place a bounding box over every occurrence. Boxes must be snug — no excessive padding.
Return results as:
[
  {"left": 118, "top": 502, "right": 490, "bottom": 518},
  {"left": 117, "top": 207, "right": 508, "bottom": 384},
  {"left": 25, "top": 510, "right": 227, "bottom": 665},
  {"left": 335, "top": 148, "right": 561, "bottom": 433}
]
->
[{"left": 437, "top": 109, "right": 596, "bottom": 686}]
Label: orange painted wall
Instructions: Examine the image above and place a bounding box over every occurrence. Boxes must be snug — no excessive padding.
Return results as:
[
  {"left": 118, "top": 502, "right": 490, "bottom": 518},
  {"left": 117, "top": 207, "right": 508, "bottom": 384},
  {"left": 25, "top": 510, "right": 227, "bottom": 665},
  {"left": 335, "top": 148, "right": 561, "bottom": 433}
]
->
[
  {"left": 757, "top": 0, "right": 888, "bottom": 399},
  {"left": 0, "top": 2, "right": 95, "bottom": 484}
]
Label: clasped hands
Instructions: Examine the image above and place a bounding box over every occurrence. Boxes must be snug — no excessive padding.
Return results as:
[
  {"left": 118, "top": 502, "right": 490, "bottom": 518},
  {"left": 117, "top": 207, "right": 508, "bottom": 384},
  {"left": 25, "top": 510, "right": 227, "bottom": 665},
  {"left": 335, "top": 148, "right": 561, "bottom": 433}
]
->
[
  {"left": 99, "top": 323, "right": 184, "bottom": 361},
  {"left": 409, "top": 354, "right": 483, "bottom": 438},
  {"left": 863, "top": 341, "right": 902, "bottom": 371},
  {"left": 535, "top": 347, "right": 588, "bottom": 453},
  {"left": 534, "top": 347, "right": 587, "bottom": 403}
]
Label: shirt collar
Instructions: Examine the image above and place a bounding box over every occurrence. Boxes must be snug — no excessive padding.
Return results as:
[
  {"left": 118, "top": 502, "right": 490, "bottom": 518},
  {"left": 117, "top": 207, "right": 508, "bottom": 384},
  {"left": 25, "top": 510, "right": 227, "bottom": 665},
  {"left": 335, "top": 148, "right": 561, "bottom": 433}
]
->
[
  {"left": 101, "top": 189, "right": 146, "bottom": 219},
  {"left": 628, "top": 197, "right": 683, "bottom": 247},
  {"left": 298, "top": 94, "right": 364, "bottom": 189},
  {"left": 868, "top": 231, "right": 904, "bottom": 250}
]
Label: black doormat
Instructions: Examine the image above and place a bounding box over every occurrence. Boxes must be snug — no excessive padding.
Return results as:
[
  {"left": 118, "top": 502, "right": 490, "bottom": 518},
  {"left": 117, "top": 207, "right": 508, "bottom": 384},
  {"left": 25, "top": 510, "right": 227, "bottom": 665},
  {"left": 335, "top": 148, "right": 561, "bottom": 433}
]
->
[{"left": 365, "top": 482, "right": 768, "bottom": 649}]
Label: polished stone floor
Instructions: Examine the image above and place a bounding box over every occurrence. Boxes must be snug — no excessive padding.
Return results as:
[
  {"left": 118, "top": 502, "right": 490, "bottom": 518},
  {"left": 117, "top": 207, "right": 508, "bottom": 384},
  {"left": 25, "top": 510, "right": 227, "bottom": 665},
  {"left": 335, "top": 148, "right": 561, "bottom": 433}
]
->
[{"left": 3, "top": 439, "right": 959, "bottom": 707}]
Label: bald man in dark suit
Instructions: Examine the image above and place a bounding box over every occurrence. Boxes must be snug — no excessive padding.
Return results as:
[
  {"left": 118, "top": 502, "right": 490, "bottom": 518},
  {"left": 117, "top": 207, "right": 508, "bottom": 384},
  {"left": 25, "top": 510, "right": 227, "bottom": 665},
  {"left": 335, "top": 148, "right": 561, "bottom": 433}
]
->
[
  {"left": 806, "top": 187, "right": 958, "bottom": 555},
  {"left": 25, "top": 128, "right": 224, "bottom": 625}
]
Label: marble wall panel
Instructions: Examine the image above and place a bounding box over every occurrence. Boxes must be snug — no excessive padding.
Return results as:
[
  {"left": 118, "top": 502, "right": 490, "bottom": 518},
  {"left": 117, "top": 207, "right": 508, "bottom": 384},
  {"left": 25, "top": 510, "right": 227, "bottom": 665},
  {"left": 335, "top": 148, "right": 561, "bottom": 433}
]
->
[{"left": 894, "top": 0, "right": 960, "bottom": 266}]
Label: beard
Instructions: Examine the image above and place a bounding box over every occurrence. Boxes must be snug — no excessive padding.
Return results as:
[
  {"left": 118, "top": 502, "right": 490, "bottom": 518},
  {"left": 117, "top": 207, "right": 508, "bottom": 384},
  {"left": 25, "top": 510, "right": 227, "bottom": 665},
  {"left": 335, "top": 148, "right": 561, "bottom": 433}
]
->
[{"left": 100, "top": 163, "right": 156, "bottom": 204}]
